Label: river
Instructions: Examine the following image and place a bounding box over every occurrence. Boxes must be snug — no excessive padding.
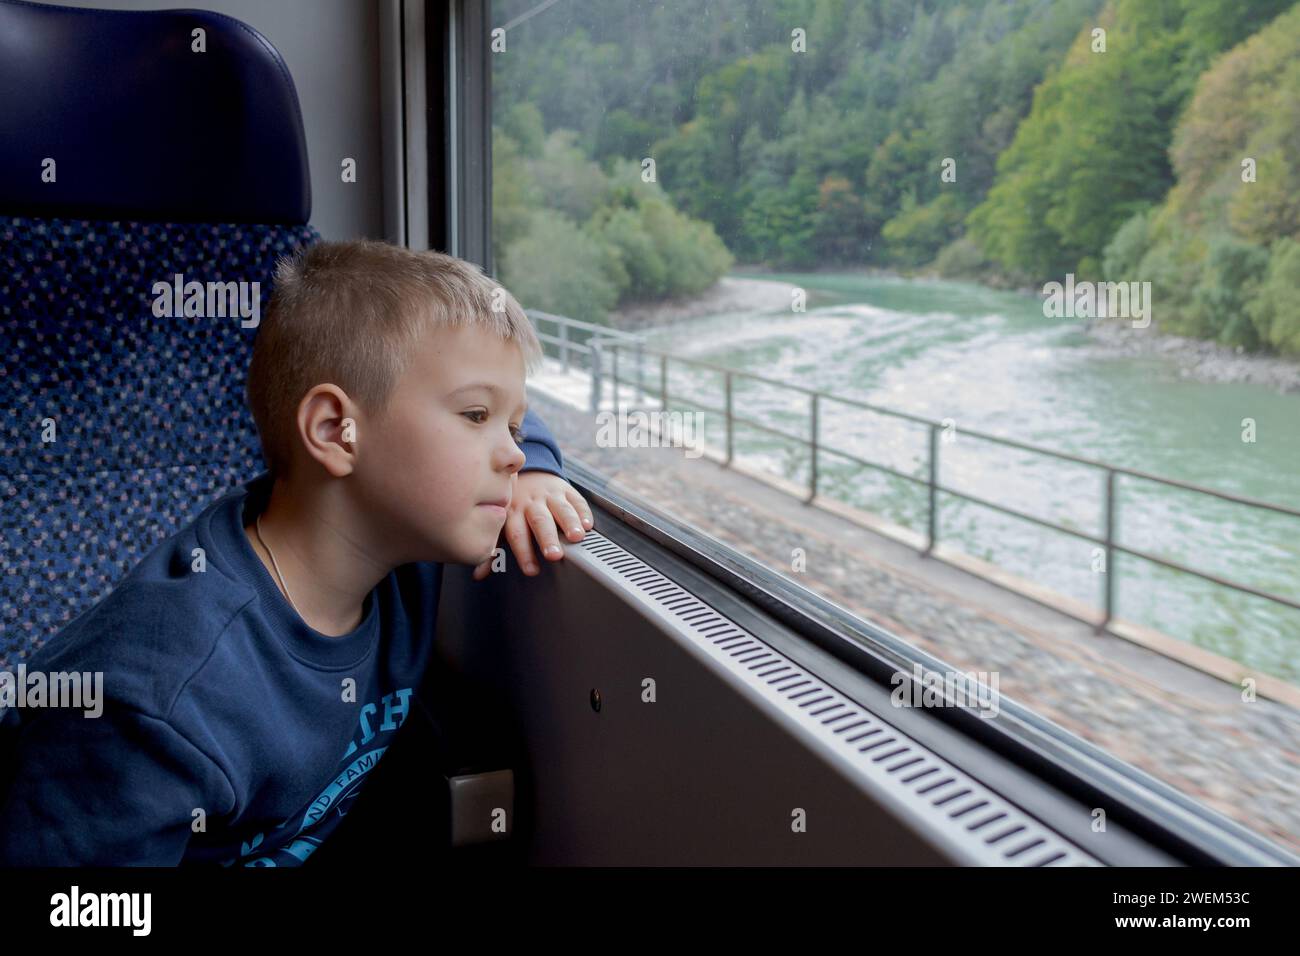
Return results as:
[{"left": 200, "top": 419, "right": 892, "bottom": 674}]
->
[{"left": 636, "top": 271, "right": 1300, "bottom": 683}]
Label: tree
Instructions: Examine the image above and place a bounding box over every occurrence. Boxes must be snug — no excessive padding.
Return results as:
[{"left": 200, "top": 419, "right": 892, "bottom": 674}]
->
[
  {"left": 1246, "top": 239, "right": 1300, "bottom": 355},
  {"left": 811, "top": 174, "right": 875, "bottom": 264},
  {"left": 499, "top": 210, "right": 620, "bottom": 325}
]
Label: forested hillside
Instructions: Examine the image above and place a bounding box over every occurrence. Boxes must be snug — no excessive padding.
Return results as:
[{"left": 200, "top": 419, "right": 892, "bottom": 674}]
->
[{"left": 492, "top": 0, "right": 1299, "bottom": 352}]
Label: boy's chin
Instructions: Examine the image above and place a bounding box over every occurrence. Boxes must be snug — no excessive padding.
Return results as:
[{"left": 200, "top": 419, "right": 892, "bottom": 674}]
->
[
  {"left": 406, "top": 537, "right": 498, "bottom": 568},
  {"left": 467, "top": 540, "right": 504, "bottom": 568}
]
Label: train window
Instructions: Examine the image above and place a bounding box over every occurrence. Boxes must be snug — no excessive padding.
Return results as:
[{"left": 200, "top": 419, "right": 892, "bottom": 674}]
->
[{"left": 487, "top": 0, "right": 1300, "bottom": 860}]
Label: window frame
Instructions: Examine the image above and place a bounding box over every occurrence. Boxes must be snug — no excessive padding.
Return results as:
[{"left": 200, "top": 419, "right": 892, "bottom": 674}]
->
[
  {"left": 427, "top": 0, "right": 492, "bottom": 268},
  {"left": 430, "top": 0, "right": 1299, "bottom": 868}
]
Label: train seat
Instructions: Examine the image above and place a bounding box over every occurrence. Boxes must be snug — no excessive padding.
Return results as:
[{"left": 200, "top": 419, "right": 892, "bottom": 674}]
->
[{"left": 0, "top": 0, "right": 318, "bottom": 665}]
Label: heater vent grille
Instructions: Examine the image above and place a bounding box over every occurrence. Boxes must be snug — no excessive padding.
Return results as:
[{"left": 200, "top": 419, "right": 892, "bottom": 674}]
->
[{"left": 577, "top": 532, "right": 1100, "bottom": 867}]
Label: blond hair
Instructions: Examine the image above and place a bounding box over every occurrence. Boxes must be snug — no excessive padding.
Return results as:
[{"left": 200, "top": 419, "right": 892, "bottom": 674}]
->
[{"left": 246, "top": 239, "right": 542, "bottom": 479}]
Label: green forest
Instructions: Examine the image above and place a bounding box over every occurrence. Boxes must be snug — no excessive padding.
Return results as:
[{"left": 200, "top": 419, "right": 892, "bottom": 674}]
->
[{"left": 491, "top": 0, "right": 1300, "bottom": 354}]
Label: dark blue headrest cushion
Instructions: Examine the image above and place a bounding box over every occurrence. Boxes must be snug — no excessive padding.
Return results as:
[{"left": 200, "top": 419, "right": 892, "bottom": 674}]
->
[{"left": 0, "top": 0, "right": 311, "bottom": 224}]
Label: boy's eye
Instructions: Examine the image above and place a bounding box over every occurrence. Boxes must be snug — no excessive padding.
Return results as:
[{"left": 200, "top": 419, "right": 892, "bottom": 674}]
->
[{"left": 464, "top": 410, "right": 526, "bottom": 447}]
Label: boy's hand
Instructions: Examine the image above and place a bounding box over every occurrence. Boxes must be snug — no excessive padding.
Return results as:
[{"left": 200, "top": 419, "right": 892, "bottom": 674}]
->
[{"left": 472, "top": 471, "right": 595, "bottom": 581}]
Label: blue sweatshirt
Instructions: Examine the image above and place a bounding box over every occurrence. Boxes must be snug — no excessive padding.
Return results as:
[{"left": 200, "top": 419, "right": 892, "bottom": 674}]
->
[{"left": 0, "top": 409, "right": 564, "bottom": 866}]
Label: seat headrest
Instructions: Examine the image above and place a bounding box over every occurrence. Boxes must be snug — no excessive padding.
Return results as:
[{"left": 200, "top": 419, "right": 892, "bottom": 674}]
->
[{"left": 0, "top": 0, "right": 311, "bottom": 224}]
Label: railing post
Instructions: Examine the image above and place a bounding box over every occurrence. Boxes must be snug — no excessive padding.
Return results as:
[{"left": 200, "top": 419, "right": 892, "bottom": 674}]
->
[
  {"left": 807, "top": 393, "right": 819, "bottom": 503},
  {"left": 1098, "top": 468, "right": 1116, "bottom": 634},
  {"left": 559, "top": 320, "right": 570, "bottom": 375},
  {"left": 635, "top": 337, "right": 645, "bottom": 408},
  {"left": 612, "top": 343, "right": 621, "bottom": 413},
  {"left": 660, "top": 355, "right": 668, "bottom": 411},
  {"left": 724, "top": 371, "right": 734, "bottom": 467},
  {"left": 925, "top": 423, "right": 939, "bottom": 556},
  {"left": 589, "top": 337, "right": 604, "bottom": 413}
]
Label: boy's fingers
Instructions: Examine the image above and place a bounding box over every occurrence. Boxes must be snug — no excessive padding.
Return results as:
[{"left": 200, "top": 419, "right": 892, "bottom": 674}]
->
[
  {"left": 565, "top": 487, "right": 595, "bottom": 532},
  {"left": 552, "top": 496, "right": 587, "bottom": 541},
  {"left": 525, "top": 501, "right": 565, "bottom": 563},
  {"left": 504, "top": 508, "right": 540, "bottom": 574},
  {"left": 502, "top": 491, "right": 583, "bottom": 574}
]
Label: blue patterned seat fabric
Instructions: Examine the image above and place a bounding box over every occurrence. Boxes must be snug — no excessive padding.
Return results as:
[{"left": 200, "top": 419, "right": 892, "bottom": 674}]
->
[
  {"left": 0, "top": 0, "right": 316, "bottom": 667},
  {"left": 1, "top": 216, "right": 320, "bottom": 666}
]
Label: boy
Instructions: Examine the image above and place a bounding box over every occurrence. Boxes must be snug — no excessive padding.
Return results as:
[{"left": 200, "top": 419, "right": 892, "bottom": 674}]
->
[{"left": 0, "top": 239, "right": 593, "bottom": 865}]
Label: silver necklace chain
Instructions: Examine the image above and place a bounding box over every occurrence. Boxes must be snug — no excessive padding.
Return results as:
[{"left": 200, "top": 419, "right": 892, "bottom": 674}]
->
[{"left": 255, "top": 512, "right": 303, "bottom": 618}]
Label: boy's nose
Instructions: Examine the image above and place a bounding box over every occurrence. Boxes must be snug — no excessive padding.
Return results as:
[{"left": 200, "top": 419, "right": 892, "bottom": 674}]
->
[{"left": 504, "top": 442, "right": 527, "bottom": 473}]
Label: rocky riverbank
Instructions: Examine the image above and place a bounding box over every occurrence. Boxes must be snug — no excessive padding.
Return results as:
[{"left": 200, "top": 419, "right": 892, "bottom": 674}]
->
[
  {"left": 606, "top": 276, "right": 799, "bottom": 332},
  {"left": 1080, "top": 317, "right": 1300, "bottom": 395}
]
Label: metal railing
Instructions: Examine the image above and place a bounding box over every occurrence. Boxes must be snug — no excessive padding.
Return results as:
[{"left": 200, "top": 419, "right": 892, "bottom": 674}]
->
[{"left": 528, "top": 310, "right": 1300, "bottom": 636}]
